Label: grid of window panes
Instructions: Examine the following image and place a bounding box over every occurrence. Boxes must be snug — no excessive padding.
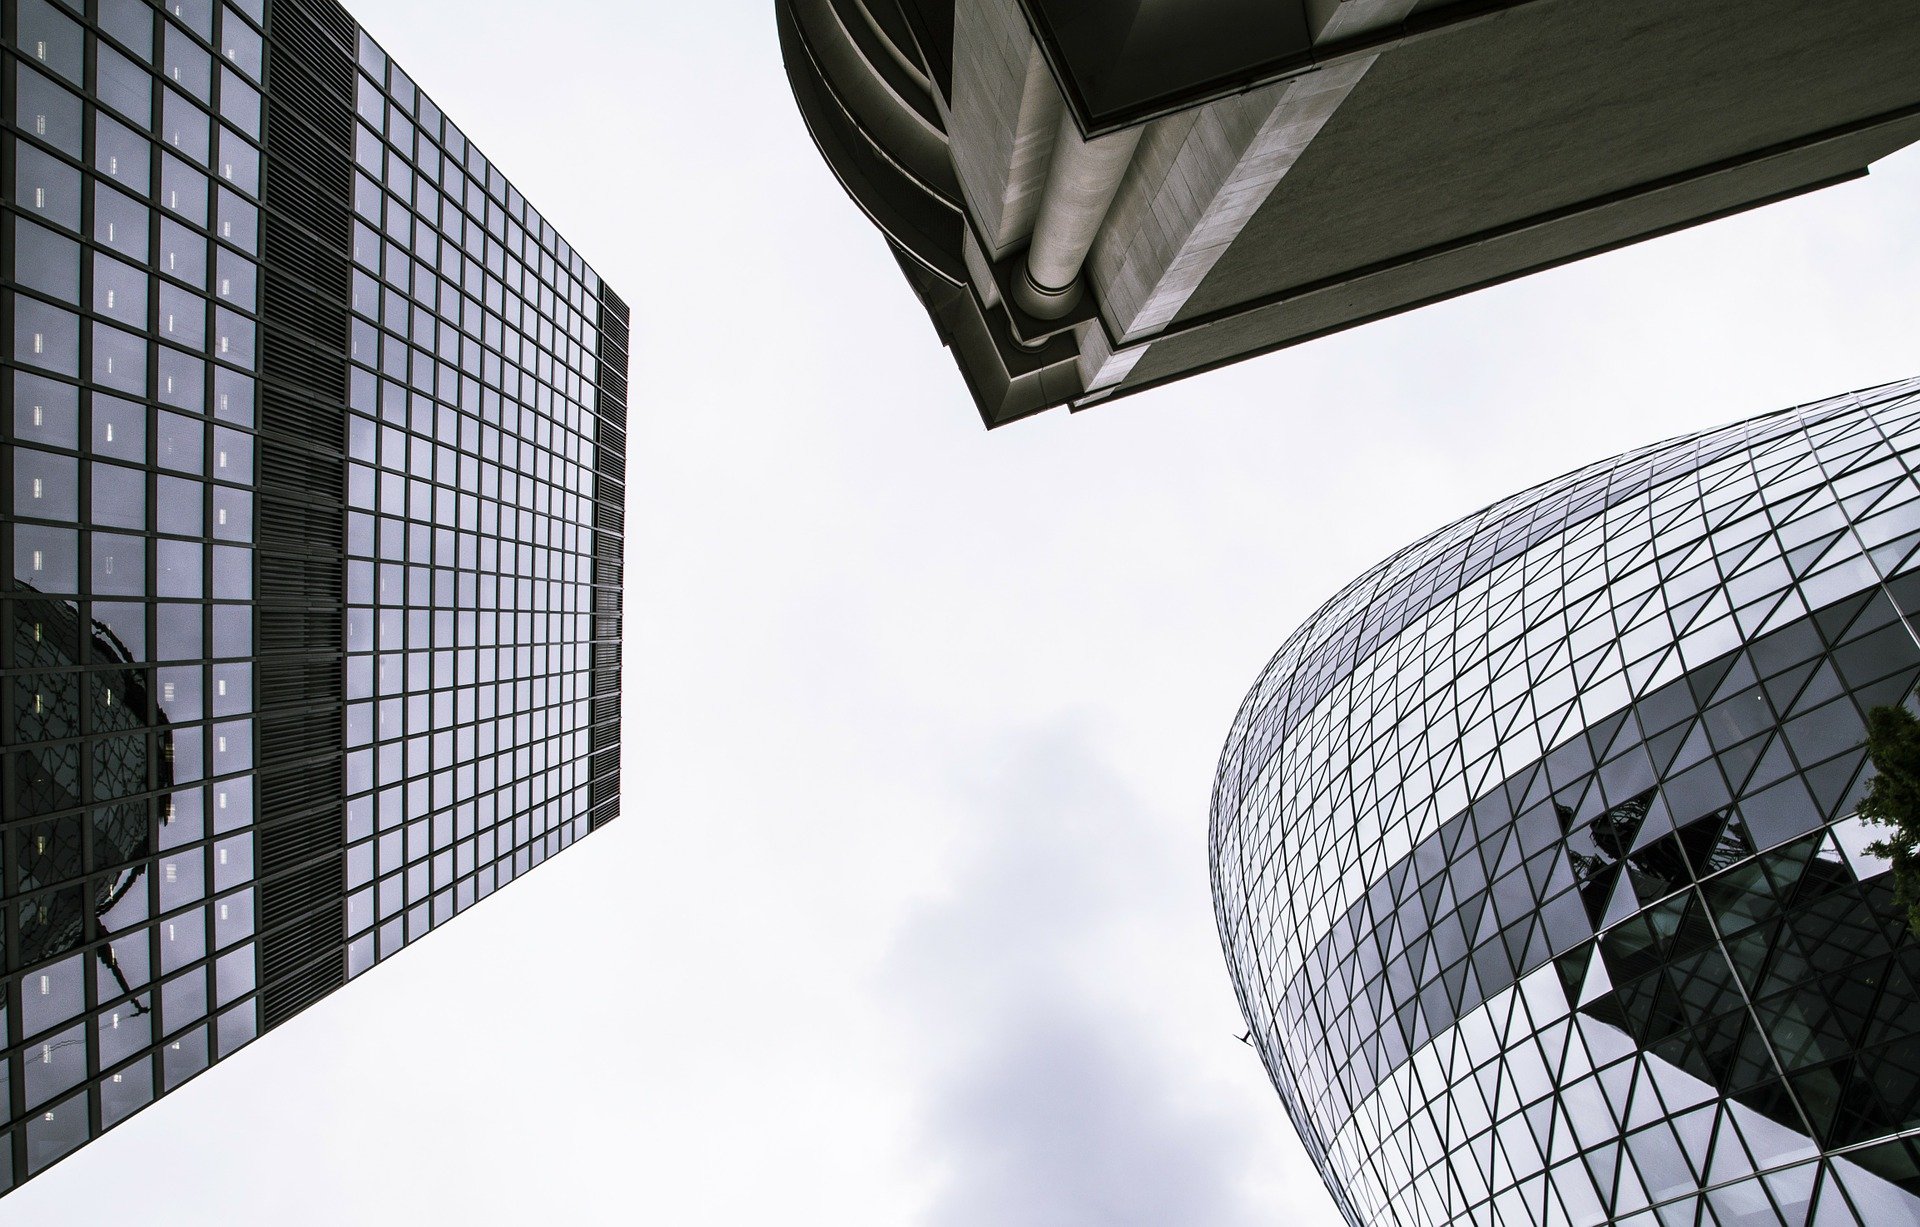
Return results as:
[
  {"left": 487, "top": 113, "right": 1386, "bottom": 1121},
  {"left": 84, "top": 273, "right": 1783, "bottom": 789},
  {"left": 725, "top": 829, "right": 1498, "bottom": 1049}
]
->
[
  {"left": 1212, "top": 380, "right": 1920, "bottom": 1226},
  {"left": 3, "top": 0, "right": 265, "bottom": 1188},
  {"left": 339, "top": 29, "right": 603, "bottom": 979}
]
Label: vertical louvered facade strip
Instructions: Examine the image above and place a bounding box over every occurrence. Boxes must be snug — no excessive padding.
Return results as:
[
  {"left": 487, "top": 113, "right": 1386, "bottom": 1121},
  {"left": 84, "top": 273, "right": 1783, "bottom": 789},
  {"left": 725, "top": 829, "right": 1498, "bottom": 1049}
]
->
[
  {"left": 588, "top": 286, "right": 626, "bottom": 832},
  {"left": 254, "top": 0, "right": 350, "bottom": 1030},
  {"left": 1, "top": 0, "right": 623, "bottom": 1194}
]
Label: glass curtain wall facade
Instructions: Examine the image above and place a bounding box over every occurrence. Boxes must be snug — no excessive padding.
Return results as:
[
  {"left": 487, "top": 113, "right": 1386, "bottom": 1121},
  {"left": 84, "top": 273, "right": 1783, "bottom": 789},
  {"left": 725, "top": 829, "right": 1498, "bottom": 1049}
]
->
[
  {"left": 1212, "top": 380, "right": 1920, "bottom": 1226},
  {"left": 1, "top": 0, "right": 625, "bottom": 1193}
]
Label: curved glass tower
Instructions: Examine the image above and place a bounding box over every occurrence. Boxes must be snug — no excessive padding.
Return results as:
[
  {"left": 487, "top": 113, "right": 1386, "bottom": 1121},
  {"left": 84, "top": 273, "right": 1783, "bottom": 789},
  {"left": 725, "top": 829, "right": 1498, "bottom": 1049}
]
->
[{"left": 1213, "top": 379, "right": 1920, "bottom": 1226}]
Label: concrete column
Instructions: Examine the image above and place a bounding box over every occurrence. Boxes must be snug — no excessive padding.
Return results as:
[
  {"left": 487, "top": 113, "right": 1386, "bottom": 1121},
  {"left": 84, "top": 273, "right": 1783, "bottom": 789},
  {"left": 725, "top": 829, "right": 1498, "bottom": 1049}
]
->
[
  {"left": 1012, "top": 112, "right": 1144, "bottom": 320},
  {"left": 948, "top": 0, "right": 1062, "bottom": 256}
]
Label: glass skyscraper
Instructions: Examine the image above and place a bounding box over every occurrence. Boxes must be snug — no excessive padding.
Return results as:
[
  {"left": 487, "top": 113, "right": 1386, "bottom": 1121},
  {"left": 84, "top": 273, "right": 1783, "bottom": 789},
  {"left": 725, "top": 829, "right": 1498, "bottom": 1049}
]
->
[
  {"left": 1213, "top": 381, "right": 1920, "bottom": 1226},
  {"left": 2, "top": 0, "right": 625, "bottom": 1192}
]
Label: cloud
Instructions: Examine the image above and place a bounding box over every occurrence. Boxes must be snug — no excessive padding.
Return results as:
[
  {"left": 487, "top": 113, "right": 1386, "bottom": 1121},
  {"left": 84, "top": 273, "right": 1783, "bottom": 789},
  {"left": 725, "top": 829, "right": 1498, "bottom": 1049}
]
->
[{"left": 887, "top": 723, "right": 1271, "bottom": 1227}]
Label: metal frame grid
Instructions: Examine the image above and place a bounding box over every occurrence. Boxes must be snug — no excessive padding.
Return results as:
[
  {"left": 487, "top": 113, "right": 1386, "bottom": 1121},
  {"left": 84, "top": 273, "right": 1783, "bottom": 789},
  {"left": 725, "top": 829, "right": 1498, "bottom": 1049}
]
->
[
  {"left": 1213, "top": 379, "right": 1920, "bottom": 1226},
  {"left": 2, "top": 0, "right": 266, "bottom": 1186},
  {"left": 335, "top": 24, "right": 613, "bottom": 978},
  {"left": 0, "top": 0, "right": 625, "bottom": 1195}
]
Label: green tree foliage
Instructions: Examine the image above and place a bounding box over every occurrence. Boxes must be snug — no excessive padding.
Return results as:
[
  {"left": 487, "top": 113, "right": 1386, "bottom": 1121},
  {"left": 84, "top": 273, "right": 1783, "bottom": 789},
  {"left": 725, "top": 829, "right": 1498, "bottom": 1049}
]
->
[{"left": 1858, "top": 704, "right": 1920, "bottom": 939}]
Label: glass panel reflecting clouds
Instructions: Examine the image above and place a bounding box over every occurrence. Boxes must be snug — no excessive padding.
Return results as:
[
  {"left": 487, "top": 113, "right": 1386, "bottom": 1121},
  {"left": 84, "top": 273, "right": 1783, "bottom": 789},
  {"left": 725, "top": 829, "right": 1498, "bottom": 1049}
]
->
[{"left": 1215, "top": 380, "right": 1920, "bottom": 1226}]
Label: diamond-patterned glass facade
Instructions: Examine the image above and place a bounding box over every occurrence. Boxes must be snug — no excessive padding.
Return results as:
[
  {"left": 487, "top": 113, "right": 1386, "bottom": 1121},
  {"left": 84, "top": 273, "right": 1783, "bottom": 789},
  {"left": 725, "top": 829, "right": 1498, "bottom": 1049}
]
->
[{"left": 1213, "top": 379, "right": 1920, "bottom": 1226}]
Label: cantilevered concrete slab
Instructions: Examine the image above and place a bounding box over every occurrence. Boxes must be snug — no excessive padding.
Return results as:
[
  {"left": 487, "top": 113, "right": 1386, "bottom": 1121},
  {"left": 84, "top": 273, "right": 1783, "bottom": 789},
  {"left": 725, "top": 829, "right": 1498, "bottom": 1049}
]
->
[{"left": 780, "top": 0, "right": 1920, "bottom": 427}]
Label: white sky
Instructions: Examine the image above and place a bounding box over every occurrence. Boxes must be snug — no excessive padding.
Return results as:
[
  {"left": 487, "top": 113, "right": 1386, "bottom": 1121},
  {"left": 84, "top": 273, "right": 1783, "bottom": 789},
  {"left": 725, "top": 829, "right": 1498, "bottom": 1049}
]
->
[{"left": 15, "top": 2, "right": 1920, "bottom": 1223}]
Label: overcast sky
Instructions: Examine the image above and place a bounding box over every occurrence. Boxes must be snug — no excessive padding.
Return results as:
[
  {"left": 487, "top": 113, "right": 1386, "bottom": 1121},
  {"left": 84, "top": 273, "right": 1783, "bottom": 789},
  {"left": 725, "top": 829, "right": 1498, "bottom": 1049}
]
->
[{"left": 15, "top": 2, "right": 1920, "bottom": 1223}]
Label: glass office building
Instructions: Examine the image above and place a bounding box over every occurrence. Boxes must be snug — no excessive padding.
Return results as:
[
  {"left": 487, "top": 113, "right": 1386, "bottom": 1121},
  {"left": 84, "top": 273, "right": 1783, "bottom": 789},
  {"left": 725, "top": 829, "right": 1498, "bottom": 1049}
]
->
[
  {"left": 1213, "top": 380, "right": 1920, "bottom": 1226},
  {"left": 2, "top": 0, "right": 625, "bottom": 1192}
]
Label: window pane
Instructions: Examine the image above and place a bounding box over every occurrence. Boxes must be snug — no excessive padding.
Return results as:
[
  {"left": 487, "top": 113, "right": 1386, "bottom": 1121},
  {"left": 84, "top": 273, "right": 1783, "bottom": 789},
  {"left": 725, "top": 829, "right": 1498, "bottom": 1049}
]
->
[
  {"left": 170, "top": 0, "right": 214, "bottom": 39},
  {"left": 16, "top": 297, "right": 81, "bottom": 376},
  {"left": 93, "top": 395, "right": 147, "bottom": 462},
  {"left": 13, "top": 217, "right": 80, "bottom": 303},
  {"left": 156, "top": 538, "right": 201, "bottom": 598},
  {"left": 160, "top": 154, "right": 209, "bottom": 225},
  {"left": 13, "top": 372, "right": 79, "bottom": 447},
  {"left": 18, "top": 0, "right": 85, "bottom": 84},
  {"left": 215, "top": 248, "right": 257, "bottom": 310},
  {"left": 213, "top": 366, "right": 254, "bottom": 425},
  {"left": 157, "top": 411, "right": 205, "bottom": 475},
  {"left": 160, "top": 217, "right": 207, "bottom": 286},
  {"left": 159, "top": 347, "right": 207, "bottom": 412},
  {"left": 95, "top": 112, "right": 153, "bottom": 191},
  {"left": 91, "top": 599, "right": 147, "bottom": 659},
  {"left": 17, "top": 65, "right": 84, "bottom": 157},
  {"left": 215, "top": 186, "right": 256, "bottom": 253},
  {"left": 159, "top": 283, "right": 207, "bottom": 347},
  {"left": 99, "top": 0, "right": 154, "bottom": 60},
  {"left": 157, "top": 600, "right": 203, "bottom": 660},
  {"left": 157, "top": 474, "right": 204, "bottom": 537},
  {"left": 91, "top": 532, "right": 145, "bottom": 596},
  {"left": 218, "top": 78, "right": 261, "bottom": 143},
  {"left": 163, "top": 23, "right": 212, "bottom": 98},
  {"left": 161, "top": 87, "right": 211, "bottom": 164},
  {"left": 96, "top": 40, "right": 153, "bottom": 125},
  {"left": 216, "top": 124, "right": 259, "bottom": 191},
  {"left": 221, "top": 17, "right": 263, "bottom": 82},
  {"left": 94, "top": 184, "right": 151, "bottom": 259},
  {"left": 14, "top": 448, "right": 78, "bottom": 520},
  {"left": 94, "top": 253, "right": 151, "bottom": 327},
  {"left": 91, "top": 322, "right": 150, "bottom": 394},
  {"left": 91, "top": 462, "right": 147, "bottom": 530}
]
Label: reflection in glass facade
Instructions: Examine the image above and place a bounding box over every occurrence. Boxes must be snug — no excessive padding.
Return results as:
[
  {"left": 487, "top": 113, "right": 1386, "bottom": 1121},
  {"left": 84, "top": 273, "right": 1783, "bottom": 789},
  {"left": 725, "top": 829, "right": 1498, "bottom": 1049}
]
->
[
  {"left": 2, "top": 0, "right": 624, "bottom": 1194},
  {"left": 339, "top": 19, "right": 620, "bottom": 985},
  {"left": 1213, "top": 380, "right": 1920, "bottom": 1226}
]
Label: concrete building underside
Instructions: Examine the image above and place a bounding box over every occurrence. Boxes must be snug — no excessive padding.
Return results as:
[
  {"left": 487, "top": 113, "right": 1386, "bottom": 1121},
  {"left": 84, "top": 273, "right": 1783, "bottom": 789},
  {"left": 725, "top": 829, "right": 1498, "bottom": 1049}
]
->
[{"left": 779, "top": 0, "right": 1920, "bottom": 427}]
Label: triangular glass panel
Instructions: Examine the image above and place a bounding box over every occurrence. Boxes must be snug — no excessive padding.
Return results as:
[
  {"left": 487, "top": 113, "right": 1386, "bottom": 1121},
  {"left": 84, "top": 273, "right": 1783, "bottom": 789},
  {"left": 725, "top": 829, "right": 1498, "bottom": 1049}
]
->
[
  {"left": 1762, "top": 1162, "right": 1819, "bottom": 1222},
  {"left": 1759, "top": 658, "right": 1820, "bottom": 712},
  {"left": 1615, "top": 1150, "right": 1653, "bottom": 1216},
  {"left": 1758, "top": 589, "right": 1811, "bottom": 635},
  {"left": 1578, "top": 950, "right": 1614, "bottom": 1007},
  {"left": 1803, "top": 750, "right": 1867, "bottom": 822},
  {"left": 1871, "top": 532, "right": 1920, "bottom": 576},
  {"left": 1740, "top": 735, "right": 1798, "bottom": 798},
  {"left": 1848, "top": 665, "right": 1920, "bottom": 716},
  {"left": 1832, "top": 1150, "right": 1920, "bottom": 1220},
  {"left": 1669, "top": 1104, "right": 1718, "bottom": 1182},
  {"left": 1625, "top": 1070, "right": 1670, "bottom": 1132},
  {"left": 1644, "top": 720, "right": 1694, "bottom": 777},
  {"left": 1704, "top": 1121, "right": 1758, "bottom": 1190},
  {"left": 1585, "top": 1142, "right": 1622, "bottom": 1212},
  {"left": 1601, "top": 873, "right": 1640, "bottom": 929},
  {"left": 1814, "top": 590, "right": 1878, "bottom": 649},
  {"left": 1707, "top": 655, "right": 1761, "bottom": 707},
  {"left": 1580, "top": 864, "right": 1622, "bottom": 928},
  {"left": 1787, "top": 530, "right": 1849, "bottom": 578}
]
